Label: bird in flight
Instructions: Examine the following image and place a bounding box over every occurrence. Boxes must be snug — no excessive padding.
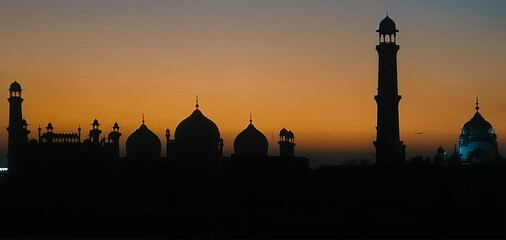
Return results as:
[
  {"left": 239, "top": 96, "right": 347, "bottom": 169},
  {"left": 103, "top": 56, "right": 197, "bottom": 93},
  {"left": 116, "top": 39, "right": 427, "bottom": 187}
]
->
[{"left": 414, "top": 132, "right": 423, "bottom": 135}]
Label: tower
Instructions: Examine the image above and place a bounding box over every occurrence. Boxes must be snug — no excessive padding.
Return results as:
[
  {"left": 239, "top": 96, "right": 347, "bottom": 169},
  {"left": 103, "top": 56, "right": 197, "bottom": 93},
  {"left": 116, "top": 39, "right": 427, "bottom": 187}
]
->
[
  {"left": 7, "top": 81, "right": 30, "bottom": 163},
  {"left": 278, "top": 128, "right": 295, "bottom": 158},
  {"left": 373, "top": 15, "right": 406, "bottom": 165},
  {"left": 108, "top": 122, "right": 122, "bottom": 158},
  {"left": 89, "top": 119, "right": 102, "bottom": 143}
]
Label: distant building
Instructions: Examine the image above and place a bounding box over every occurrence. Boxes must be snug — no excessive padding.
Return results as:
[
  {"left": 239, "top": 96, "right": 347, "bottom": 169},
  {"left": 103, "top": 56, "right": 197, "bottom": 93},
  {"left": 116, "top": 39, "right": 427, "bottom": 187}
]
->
[
  {"left": 432, "top": 98, "right": 504, "bottom": 166},
  {"left": 433, "top": 145, "right": 461, "bottom": 166},
  {"left": 459, "top": 98, "right": 504, "bottom": 165}
]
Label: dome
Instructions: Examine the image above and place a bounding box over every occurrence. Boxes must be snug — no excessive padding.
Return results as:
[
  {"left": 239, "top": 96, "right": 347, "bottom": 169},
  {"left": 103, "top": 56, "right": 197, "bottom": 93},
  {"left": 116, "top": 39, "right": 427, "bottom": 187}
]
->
[
  {"left": 234, "top": 123, "right": 268, "bottom": 156},
  {"left": 175, "top": 108, "right": 220, "bottom": 158},
  {"left": 461, "top": 112, "right": 493, "bottom": 136},
  {"left": 9, "top": 81, "right": 21, "bottom": 92},
  {"left": 280, "top": 128, "right": 288, "bottom": 137},
  {"left": 287, "top": 130, "right": 294, "bottom": 139},
  {"left": 126, "top": 123, "right": 161, "bottom": 159},
  {"left": 377, "top": 16, "right": 398, "bottom": 35}
]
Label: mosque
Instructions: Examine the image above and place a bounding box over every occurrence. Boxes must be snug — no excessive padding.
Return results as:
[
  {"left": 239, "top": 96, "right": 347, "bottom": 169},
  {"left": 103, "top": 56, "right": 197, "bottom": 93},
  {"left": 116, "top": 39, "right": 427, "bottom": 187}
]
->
[
  {"left": 433, "top": 98, "right": 504, "bottom": 166},
  {"left": 4, "top": 15, "right": 504, "bottom": 169},
  {"left": 5, "top": 81, "right": 308, "bottom": 172},
  {"left": 458, "top": 98, "right": 503, "bottom": 165}
]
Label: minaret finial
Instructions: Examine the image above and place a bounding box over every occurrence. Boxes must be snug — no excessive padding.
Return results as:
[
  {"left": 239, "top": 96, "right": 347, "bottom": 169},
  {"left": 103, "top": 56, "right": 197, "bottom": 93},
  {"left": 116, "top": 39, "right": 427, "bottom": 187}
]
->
[
  {"left": 142, "top": 113, "right": 145, "bottom": 124},
  {"left": 249, "top": 112, "right": 252, "bottom": 123},
  {"left": 475, "top": 95, "right": 479, "bottom": 112},
  {"left": 195, "top": 95, "right": 199, "bottom": 109}
]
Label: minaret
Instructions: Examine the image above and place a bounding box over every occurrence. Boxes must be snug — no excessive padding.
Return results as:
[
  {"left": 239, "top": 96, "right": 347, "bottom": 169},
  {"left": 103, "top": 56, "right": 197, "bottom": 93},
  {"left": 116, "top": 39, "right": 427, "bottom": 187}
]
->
[
  {"left": 7, "top": 81, "right": 30, "bottom": 163},
  {"left": 373, "top": 15, "right": 406, "bottom": 165},
  {"left": 108, "top": 122, "right": 122, "bottom": 158},
  {"left": 89, "top": 119, "right": 102, "bottom": 143},
  {"left": 278, "top": 128, "right": 295, "bottom": 158}
]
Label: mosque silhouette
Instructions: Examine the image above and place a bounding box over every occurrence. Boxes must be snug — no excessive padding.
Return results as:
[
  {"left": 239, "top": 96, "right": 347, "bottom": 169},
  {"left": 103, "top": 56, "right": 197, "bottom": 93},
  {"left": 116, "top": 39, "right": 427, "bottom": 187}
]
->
[
  {"left": 0, "top": 16, "right": 504, "bottom": 239},
  {"left": 6, "top": 79, "right": 309, "bottom": 174}
]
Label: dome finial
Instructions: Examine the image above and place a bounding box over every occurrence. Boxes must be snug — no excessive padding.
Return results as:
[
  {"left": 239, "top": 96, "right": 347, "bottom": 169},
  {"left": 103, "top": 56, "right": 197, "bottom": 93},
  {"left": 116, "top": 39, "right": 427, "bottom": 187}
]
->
[
  {"left": 475, "top": 95, "right": 480, "bottom": 112},
  {"left": 195, "top": 95, "right": 199, "bottom": 109},
  {"left": 142, "top": 113, "right": 145, "bottom": 124},
  {"left": 386, "top": 11, "right": 388, "bottom": 17},
  {"left": 249, "top": 112, "right": 252, "bottom": 123}
]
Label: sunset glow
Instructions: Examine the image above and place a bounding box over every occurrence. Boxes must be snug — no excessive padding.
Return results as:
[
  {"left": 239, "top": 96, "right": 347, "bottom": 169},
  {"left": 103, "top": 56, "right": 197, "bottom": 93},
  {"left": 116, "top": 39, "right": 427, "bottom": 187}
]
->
[{"left": 1, "top": 0, "right": 505, "bottom": 166}]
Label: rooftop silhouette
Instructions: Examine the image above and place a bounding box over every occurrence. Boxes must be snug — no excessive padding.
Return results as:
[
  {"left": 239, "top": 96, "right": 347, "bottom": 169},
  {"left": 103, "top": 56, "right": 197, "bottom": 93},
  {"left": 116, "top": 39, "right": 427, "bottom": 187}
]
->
[{"left": 0, "top": 15, "right": 504, "bottom": 239}]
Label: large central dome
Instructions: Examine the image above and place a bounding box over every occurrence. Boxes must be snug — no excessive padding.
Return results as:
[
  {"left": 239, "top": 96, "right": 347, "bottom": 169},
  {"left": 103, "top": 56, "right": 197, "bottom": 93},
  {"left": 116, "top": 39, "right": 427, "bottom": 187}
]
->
[{"left": 175, "top": 103, "right": 221, "bottom": 159}]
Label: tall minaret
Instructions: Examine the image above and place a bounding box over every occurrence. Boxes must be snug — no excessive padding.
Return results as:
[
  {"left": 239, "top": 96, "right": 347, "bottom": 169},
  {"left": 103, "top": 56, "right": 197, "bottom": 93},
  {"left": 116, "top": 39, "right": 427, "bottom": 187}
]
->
[
  {"left": 373, "top": 15, "right": 406, "bottom": 165},
  {"left": 7, "top": 81, "right": 30, "bottom": 163}
]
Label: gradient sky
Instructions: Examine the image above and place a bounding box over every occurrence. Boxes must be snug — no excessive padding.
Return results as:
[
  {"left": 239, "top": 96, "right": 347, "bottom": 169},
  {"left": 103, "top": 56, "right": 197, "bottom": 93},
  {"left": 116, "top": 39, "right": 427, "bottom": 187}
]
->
[{"left": 1, "top": 0, "right": 505, "bottom": 167}]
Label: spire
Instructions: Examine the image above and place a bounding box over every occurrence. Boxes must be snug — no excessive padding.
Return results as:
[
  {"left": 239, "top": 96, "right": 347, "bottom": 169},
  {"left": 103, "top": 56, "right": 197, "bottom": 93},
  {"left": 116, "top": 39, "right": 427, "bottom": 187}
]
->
[
  {"left": 195, "top": 95, "right": 199, "bottom": 109},
  {"left": 249, "top": 112, "right": 252, "bottom": 124},
  {"left": 475, "top": 95, "right": 480, "bottom": 112},
  {"left": 142, "top": 113, "right": 145, "bottom": 124}
]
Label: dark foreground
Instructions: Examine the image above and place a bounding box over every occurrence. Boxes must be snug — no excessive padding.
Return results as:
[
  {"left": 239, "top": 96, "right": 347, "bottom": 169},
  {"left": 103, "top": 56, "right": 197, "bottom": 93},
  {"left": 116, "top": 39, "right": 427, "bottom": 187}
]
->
[{"left": 1, "top": 165, "right": 505, "bottom": 239}]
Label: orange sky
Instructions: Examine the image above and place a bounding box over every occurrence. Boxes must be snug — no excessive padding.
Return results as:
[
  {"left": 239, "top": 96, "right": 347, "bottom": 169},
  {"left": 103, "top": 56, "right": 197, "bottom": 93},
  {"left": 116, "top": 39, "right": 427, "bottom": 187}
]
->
[{"left": 1, "top": 1, "right": 505, "bottom": 167}]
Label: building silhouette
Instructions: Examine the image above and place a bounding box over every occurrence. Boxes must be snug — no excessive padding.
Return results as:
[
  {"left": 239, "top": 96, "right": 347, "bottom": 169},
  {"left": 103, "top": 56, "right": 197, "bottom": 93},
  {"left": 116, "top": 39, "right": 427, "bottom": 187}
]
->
[
  {"left": 433, "top": 145, "right": 461, "bottom": 166},
  {"left": 373, "top": 15, "right": 406, "bottom": 165},
  {"left": 6, "top": 82, "right": 122, "bottom": 172},
  {"left": 165, "top": 98, "right": 224, "bottom": 169},
  {"left": 0, "top": 16, "right": 505, "bottom": 239},
  {"left": 230, "top": 116, "right": 308, "bottom": 172},
  {"left": 5, "top": 81, "right": 309, "bottom": 173},
  {"left": 6, "top": 81, "right": 30, "bottom": 165},
  {"left": 433, "top": 98, "right": 505, "bottom": 166},
  {"left": 126, "top": 116, "right": 161, "bottom": 161},
  {"left": 233, "top": 114, "right": 268, "bottom": 157},
  {"left": 459, "top": 98, "right": 504, "bottom": 165}
]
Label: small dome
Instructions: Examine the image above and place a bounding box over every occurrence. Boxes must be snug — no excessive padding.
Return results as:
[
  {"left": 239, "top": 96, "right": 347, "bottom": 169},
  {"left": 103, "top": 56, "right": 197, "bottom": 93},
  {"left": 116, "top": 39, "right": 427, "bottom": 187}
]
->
[
  {"left": 175, "top": 109, "right": 220, "bottom": 158},
  {"left": 9, "top": 81, "right": 21, "bottom": 92},
  {"left": 126, "top": 123, "right": 161, "bottom": 159},
  {"left": 280, "top": 128, "right": 288, "bottom": 136},
  {"left": 234, "top": 123, "right": 268, "bottom": 156},
  {"left": 287, "top": 130, "right": 295, "bottom": 139},
  {"left": 462, "top": 112, "right": 493, "bottom": 136},
  {"left": 377, "top": 16, "right": 398, "bottom": 35}
]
